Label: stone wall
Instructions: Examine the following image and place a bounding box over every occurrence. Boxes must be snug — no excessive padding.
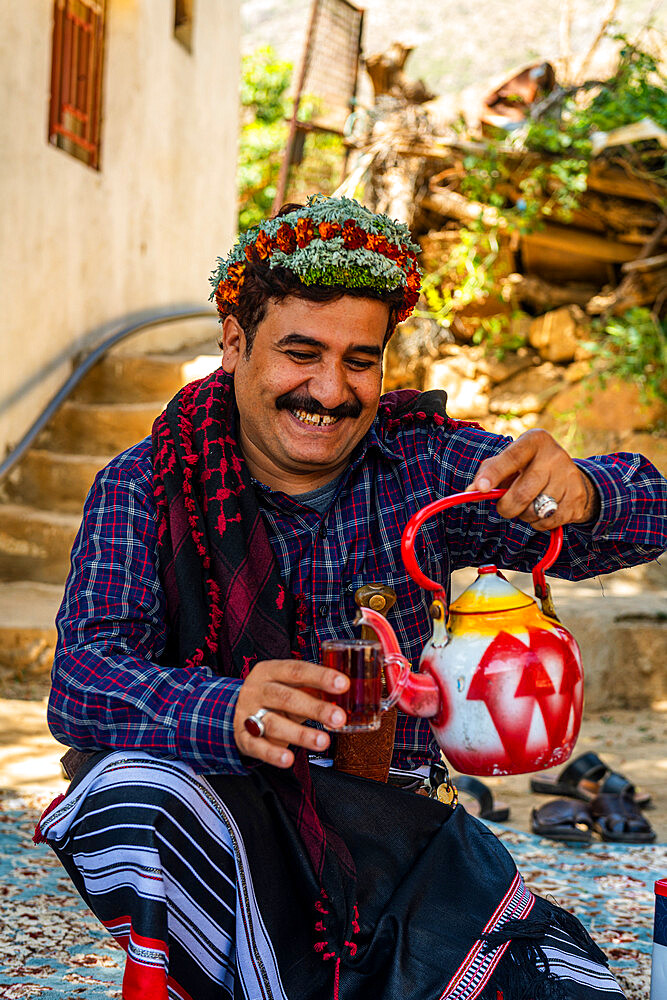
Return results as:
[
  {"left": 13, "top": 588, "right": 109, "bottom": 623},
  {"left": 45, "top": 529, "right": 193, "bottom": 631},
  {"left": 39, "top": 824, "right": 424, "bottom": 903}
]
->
[{"left": 385, "top": 313, "right": 666, "bottom": 470}]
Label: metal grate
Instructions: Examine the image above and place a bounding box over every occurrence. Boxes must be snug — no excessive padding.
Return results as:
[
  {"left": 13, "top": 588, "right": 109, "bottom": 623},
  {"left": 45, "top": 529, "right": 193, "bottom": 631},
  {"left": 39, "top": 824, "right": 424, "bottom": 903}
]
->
[
  {"left": 272, "top": 0, "right": 363, "bottom": 211},
  {"left": 298, "top": 0, "right": 364, "bottom": 134},
  {"left": 48, "top": 0, "right": 106, "bottom": 170}
]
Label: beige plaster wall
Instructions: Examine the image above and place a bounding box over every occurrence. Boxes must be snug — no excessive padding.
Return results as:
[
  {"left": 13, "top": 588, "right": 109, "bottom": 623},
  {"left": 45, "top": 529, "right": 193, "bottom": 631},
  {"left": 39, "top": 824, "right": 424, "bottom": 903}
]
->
[{"left": 0, "top": 0, "right": 240, "bottom": 456}]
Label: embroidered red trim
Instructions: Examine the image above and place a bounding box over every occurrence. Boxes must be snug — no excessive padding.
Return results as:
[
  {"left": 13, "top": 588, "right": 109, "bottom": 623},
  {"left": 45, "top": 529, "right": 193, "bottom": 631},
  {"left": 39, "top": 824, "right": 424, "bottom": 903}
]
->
[
  {"left": 313, "top": 889, "right": 361, "bottom": 1000},
  {"left": 33, "top": 792, "right": 67, "bottom": 844}
]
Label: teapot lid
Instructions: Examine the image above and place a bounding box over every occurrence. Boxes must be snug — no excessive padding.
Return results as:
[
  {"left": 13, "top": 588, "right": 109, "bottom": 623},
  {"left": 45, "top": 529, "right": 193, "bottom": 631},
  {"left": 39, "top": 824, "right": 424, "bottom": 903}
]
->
[{"left": 449, "top": 565, "right": 534, "bottom": 615}]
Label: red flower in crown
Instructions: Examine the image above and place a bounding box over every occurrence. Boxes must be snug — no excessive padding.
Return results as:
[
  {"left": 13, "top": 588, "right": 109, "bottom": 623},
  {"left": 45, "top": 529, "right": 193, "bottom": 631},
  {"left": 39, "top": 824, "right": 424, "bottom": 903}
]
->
[
  {"left": 295, "top": 217, "right": 315, "bottom": 248},
  {"left": 406, "top": 267, "right": 421, "bottom": 292},
  {"left": 341, "top": 219, "right": 366, "bottom": 250},
  {"left": 255, "top": 229, "right": 273, "bottom": 260},
  {"left": 365, "top": 233, "right": 385, "bottom": 253},
  {"left": 227, "top": 261, "right": 245, "bottom": 283},
  {"left": 217, "top": 282, "right": 239, "bottom": 309},
  {"left": 318, "top": 221, "right": 341, "bottom": 240},
  {"left": 382, "top": 241, "right": 402, "bottom": 262},
  {"left": 276, "top": 222, "right": 297, "bottom": 253}
]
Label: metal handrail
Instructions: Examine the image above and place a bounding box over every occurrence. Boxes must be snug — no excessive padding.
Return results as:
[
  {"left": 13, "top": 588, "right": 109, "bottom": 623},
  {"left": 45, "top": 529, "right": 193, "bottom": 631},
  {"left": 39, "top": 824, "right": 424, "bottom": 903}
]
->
[{"left": 0, "top": 304, "right": 217, "bottom": 484}]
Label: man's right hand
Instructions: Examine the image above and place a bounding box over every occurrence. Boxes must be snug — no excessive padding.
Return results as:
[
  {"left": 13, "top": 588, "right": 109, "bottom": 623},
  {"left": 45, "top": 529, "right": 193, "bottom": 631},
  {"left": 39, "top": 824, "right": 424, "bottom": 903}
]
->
[{"left": 233, "top": 659, "right": 350, "bottom": 768}]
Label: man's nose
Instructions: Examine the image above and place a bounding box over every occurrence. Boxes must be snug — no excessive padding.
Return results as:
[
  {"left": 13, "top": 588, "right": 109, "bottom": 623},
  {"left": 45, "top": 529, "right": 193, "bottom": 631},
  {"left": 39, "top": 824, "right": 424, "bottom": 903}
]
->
[{"left": 308, "top": 362, "right": 351, "bottom": 409}]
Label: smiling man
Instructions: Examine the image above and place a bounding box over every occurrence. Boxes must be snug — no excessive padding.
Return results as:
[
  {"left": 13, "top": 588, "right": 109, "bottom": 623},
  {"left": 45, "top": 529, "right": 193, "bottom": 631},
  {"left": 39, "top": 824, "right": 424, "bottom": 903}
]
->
[
  {"left": 38, "top": 196, "right": 666, "bottom": 999},
  {"left": 223, "top": 295, "right": 386, "bottom": 492}
]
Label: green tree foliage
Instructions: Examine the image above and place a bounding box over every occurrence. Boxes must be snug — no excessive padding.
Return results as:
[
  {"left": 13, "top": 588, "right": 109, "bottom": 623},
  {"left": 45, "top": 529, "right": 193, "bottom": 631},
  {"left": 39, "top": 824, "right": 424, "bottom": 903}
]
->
[
  {"left": 587, "top": 309, "right": 667, "bottom": 404},
  {"left": 460, "top": 37, "right": 667, "bottom": 225},
  {"left": 419, "top": 36, "right": 666, "bottom": 387},
  {"left": 237, "top": 47, "right": 346, "bottom": 231},
  {"left": 237, "top": 47, "right": 292, "bottom": 232}
]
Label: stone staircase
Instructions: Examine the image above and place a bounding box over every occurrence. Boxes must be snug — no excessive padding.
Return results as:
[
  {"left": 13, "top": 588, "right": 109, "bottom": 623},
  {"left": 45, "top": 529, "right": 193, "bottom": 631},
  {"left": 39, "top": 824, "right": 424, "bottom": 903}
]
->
[{"left": 0, "top": 337, "right": 221, "bottom": 693}]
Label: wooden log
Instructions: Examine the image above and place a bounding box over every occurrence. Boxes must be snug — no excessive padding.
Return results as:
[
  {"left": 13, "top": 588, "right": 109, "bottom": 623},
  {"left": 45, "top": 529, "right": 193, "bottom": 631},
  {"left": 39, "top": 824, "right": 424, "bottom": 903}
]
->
[
  {"left": 622, "top": 252, "right": 667, "bottom": 274},
  {"left": 420, "top": 188, "right": 506, "bottom": 229},
  {"left": 628, "top": 215, "right": 667, "bottom": 262},
  {"left": 569, "top": 191, "right": 659, "bottom": 234},
  {"left": 586, "top": 161, "right": 667, "bottom": 206},
  {"left": 617, "top": 230, "right": 667, "bottom": 246},
  {"left": 587, "top": 217, "right": 667, "bottom": 315},
  {"left": 521, "top": 241, "right": 611, "bottom": 285},
  {"left": 493, "top": 178, "right": 660, "bottom": 237},
  {"left": 504, "top": 273, "right": 598, "bottom": 311},
  {"left": 586, "top": 267, "right": 667, "bottom": 315},
  {"left": 521, "top": 223, "right": 638, "bottom": 264}
]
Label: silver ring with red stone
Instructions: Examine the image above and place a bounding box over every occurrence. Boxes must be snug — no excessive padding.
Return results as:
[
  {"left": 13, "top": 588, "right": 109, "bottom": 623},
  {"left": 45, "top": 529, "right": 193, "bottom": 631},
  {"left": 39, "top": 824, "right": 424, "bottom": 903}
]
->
[
  {"left": 244, "top": 708, "right": 270, "bottom": 738},
  {"left": 533, "top": 492, "right": 558, "bottom": 519}
]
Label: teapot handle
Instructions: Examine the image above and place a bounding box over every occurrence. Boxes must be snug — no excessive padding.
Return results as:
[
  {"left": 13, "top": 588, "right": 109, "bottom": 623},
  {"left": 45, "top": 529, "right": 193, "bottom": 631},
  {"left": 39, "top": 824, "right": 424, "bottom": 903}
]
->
[{"left": 401, "top": 489, "right": 563, "bottom": 604}]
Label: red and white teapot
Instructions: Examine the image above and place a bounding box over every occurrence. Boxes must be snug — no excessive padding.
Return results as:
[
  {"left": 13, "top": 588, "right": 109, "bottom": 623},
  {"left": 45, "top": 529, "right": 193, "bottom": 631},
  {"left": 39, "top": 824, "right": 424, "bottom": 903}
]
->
[{"left": 357, "top": 490, "right": 584, "bottom": 776}]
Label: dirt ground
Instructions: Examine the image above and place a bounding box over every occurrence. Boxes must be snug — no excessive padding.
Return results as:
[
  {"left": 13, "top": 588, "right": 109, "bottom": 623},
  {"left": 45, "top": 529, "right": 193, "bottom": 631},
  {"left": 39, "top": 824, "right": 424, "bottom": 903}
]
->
[
  {"left": 1, "top": 688, "right": 665, "bottom": 844},
  {"left": 477, "top": 703, "right": 667, "bottom": 843}
]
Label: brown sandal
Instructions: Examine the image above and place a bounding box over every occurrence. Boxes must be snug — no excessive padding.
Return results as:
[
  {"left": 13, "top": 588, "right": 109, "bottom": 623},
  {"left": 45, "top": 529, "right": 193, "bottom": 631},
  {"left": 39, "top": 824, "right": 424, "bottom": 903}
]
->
[
  {"left": 530, "top": 751, "right": 652, "bottom": 808},
  {"left": 531, "top": 798, "right": 593, "bottom": 843},
  {"left": 589, "top": 793, "right": 656, "bottom": 844}
]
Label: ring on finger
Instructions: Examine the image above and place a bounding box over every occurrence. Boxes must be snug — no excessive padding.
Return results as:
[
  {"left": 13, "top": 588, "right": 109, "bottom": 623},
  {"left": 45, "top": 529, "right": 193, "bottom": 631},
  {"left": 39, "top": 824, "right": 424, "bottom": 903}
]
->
[
  {"left": 533, "top": 493, "right": 559, "bottom": 520},
  {"left": 244, "top": 707, "right": 270, "bottom": 738}
]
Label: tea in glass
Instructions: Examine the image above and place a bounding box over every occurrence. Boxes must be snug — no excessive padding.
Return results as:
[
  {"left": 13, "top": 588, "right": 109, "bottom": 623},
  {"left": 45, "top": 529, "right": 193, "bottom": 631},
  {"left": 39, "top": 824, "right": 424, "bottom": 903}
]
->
[{"left": 321, "top": 639, "right": 384, "bottom": 732}]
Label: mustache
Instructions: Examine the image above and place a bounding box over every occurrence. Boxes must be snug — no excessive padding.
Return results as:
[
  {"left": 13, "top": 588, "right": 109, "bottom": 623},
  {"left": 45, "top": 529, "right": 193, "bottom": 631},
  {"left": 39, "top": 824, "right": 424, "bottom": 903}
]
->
[{"left": 275, "top": 391, "right": 362, "bottom": 420}]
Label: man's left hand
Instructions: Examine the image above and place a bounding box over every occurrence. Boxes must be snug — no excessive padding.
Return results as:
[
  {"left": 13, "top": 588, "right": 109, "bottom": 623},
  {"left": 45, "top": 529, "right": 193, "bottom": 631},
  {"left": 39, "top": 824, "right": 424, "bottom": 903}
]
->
[{"left": 466, "top": 428, "right": 600, "bottom": 531}]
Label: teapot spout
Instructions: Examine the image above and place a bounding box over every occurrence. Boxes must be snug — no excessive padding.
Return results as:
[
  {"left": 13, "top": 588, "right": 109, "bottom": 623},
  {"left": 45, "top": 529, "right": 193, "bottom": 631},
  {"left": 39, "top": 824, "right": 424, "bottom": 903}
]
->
[{"left": 355, "top": 607, "right": 441, "bottom": 719}]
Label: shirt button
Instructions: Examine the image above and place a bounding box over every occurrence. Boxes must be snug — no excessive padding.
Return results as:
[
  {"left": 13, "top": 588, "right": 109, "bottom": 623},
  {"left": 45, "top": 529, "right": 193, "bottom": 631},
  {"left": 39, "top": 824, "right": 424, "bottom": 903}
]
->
[
  {"left": 318, "top": 604, "right": 328, "bottom": 617},
  {"left": 347, "top": 583, "right": 356, "bottom": 593},
  {"left": 319, "top": 522, "right": 328, "bottom": 538}
]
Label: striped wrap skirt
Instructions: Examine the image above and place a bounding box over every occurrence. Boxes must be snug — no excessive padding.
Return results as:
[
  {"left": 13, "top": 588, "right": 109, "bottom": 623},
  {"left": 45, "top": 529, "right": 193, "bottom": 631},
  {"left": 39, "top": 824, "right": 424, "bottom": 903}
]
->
[{"left": 37, "top": 751, "right": 626, "bottom": 1000}]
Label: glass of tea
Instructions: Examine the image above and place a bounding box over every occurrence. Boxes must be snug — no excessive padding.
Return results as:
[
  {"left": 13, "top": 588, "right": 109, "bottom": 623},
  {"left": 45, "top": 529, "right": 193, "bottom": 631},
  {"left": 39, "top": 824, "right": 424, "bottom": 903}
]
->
[{"left": 320, "top": 640, "right": 410, "bottom": 732}]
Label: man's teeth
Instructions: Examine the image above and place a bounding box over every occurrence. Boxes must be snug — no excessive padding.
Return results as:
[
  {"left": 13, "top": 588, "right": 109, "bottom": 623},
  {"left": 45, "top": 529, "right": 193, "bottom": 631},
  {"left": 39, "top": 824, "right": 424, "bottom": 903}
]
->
[{"left": 291, "top": 409, "right": 340, "bottom": 426}]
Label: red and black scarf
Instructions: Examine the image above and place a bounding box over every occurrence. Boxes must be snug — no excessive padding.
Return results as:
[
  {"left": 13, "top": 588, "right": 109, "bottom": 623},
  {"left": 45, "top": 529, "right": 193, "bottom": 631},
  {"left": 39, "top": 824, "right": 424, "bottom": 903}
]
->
[{"left": 150, "top": 369, "right": 455, "bottom": 955}]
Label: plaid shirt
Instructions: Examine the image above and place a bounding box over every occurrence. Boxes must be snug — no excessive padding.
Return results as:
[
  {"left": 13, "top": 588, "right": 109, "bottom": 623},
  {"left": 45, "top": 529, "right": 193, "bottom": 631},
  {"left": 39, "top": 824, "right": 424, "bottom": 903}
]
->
[{"left": 49, "top": 411, "right": 667, "bottom": 773}]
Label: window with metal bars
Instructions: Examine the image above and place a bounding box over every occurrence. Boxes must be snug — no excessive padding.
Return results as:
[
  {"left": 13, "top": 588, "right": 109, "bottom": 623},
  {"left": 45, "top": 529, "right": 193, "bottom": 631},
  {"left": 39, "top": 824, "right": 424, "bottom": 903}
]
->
[{"left": 48, "top": 0, "right": 106, "bottom": 170}]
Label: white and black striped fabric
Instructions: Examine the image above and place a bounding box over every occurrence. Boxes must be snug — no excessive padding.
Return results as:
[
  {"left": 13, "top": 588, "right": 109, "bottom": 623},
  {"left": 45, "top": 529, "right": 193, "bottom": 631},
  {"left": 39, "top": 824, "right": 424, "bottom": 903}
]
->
[{"left": 38, "top": 752, "right": 625, "bottom": 1000}]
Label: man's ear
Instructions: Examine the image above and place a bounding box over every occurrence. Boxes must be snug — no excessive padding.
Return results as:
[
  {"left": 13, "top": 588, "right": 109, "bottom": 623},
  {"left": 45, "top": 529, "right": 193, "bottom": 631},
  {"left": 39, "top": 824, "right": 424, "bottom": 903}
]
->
[{"left": 221, "top": 315, "right": 245, "bottom": 373}]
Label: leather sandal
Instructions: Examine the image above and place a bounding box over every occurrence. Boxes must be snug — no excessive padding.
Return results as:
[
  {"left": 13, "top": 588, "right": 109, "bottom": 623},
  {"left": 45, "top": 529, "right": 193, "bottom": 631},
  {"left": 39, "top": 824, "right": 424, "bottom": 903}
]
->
[
  {"left": 589, "top": 793, "right": 656, "bottom": 844},
  {"left": 531, "top": 798, "right": 593, "bottom": 843},
  {"left": 529, "top": 751, "right": 651, "bottom": 808},
  {"left": 454, "top": 775, "right": 510, "bottom": 822}
]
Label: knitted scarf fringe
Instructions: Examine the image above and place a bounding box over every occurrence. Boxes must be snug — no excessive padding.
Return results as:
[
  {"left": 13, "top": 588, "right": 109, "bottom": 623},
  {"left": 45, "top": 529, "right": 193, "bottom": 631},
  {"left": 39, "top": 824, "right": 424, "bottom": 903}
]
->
[{"left": 481, "top": 899, "right": 609, "bottom": 1000}]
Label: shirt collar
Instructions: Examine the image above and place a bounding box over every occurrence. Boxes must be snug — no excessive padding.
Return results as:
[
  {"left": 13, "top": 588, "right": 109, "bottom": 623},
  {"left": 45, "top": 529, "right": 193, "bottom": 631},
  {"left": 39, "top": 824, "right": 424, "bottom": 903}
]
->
[{"left": 361, "top": 412, "right": 404, "bottom": 464}]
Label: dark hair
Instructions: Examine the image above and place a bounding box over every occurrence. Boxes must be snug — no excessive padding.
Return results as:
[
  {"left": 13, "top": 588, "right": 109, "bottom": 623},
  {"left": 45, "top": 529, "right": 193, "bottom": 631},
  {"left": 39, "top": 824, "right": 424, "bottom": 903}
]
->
[{"left": 223, "top": 203, "right": 406, "bottom": 357}]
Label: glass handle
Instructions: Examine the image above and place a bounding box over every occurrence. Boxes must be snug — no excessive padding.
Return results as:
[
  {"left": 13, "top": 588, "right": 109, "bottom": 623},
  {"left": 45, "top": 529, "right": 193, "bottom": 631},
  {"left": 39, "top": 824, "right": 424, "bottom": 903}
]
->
[{"left": 382, "top": 653, "right": 411, "bottom": 711}]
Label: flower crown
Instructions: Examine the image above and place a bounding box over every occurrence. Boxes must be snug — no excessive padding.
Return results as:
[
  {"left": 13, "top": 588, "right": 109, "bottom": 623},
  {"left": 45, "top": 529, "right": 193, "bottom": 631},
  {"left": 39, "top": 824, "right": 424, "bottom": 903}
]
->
[{"left": 209, "top": 195, "right": 422, "bottom": 326}]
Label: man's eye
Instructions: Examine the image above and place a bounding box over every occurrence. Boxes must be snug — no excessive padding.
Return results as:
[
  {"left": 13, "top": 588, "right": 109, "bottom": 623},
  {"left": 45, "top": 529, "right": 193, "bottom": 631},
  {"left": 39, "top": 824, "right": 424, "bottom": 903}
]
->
[
  {"left": 346, "top": 358, "right": 375, "bottom": 370},
  {"left": 286, "top": 350, "right": 317, "bottom": 362}
]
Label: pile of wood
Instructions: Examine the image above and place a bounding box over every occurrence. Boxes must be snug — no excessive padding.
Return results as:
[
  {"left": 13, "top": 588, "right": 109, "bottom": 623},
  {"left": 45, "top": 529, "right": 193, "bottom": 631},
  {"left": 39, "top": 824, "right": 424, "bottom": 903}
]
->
[
  {"left": 348, "top": 44, "right": 667, "bottom": 317},
  {"left": 417, "top": 148, "right": 666, "bottom": 321},
  {"left": 340, "top": 40, "right": 667, "bottom": 464}
]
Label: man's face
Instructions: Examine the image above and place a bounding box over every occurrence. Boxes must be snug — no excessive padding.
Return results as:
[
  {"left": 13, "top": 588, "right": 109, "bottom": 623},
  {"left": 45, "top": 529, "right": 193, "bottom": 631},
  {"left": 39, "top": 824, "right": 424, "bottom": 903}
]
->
[{"left": 221, "top": 295, "right": 389, "bottom": 492}]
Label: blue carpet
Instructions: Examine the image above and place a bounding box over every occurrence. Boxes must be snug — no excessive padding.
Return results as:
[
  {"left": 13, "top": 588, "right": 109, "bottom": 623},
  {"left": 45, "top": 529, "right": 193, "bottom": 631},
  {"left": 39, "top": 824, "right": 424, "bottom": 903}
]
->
[
  {"left": 0, "top": 805, "right": 123, "bottom": 999},
  {"left": 0, "top": 802, "right": 662, "bottom": 998},
  {"left": 489, "top": 821, "right": 664, "bottom": 998}
]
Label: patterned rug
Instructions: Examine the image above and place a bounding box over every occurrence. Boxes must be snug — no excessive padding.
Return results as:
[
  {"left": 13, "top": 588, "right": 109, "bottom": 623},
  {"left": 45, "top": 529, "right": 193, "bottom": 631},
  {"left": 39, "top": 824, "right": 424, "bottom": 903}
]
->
[{"left": 0, "top": 794, "right": 662, "bottom": 999}]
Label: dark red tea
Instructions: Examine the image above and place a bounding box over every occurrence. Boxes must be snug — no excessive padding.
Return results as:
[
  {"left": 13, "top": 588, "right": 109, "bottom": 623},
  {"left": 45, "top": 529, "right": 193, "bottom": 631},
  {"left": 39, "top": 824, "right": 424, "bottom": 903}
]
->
[{"left": 321, "top": 640, "right": 383, "bottom": 732}]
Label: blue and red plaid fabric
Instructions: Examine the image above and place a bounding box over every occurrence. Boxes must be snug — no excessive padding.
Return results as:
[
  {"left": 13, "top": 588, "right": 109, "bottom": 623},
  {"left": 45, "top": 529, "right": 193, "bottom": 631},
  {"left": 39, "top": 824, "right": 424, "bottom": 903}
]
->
[{"left": 49, "top": 404, "right": 667, "bottom": 772}]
